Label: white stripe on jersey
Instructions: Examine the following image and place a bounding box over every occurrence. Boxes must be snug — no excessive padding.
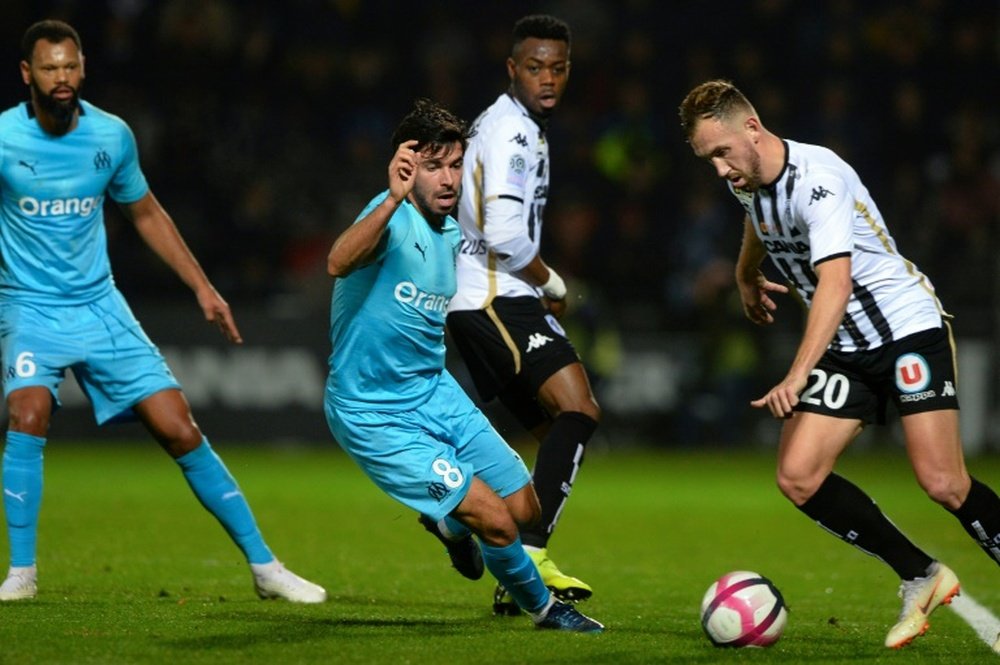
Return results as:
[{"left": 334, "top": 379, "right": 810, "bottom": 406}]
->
[
  {"left": 731, "top": 139, "right": 945, "bottom": 352},
  {"left": 450, "top": 93, "right": 548, "bottom": 311}
]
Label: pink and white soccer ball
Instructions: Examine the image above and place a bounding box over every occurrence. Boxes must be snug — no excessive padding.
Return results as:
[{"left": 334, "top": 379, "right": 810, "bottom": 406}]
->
[{"left": 700, "top": 571, "right": 787, "bottom": 647}]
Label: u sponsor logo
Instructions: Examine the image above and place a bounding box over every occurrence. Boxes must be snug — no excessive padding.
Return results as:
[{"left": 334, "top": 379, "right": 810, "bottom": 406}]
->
[{"left": 895, "top": 353, "right": 930, "bottom": 393}]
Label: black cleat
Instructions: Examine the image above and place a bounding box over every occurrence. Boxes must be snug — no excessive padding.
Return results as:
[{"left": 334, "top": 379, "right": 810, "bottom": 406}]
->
[{"left": 418, "top": 515, "right": 484, "bottom": 580}]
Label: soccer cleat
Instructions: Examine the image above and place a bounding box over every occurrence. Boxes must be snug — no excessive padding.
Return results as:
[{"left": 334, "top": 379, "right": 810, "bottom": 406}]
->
[
  {"left": 418, "top": 514, "right": 484, "bottom": 580},
  {"left": 0, "top": 565, "right": 37, "bottom": 601},
  {"left": 251, "top": 560, "right": 327, "bottom": 603},
  {"left": 493, "top": 583, "right": 522, "bottom": 616},
  {"left": 527, "top": 548, "right": 593, "bottom": 602},
  {"left": 536, "top": 600, "right": 604, "bottom": 633},
  {"left": 885, "top": 562, "right": 960, "bottom": 649}
]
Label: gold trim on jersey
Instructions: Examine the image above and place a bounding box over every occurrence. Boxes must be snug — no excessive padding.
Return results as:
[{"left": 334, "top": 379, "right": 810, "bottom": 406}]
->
[
  {"left": 855, "top": 200, "right": 949, "bottom": 317},
  {"left": 485, "top": 304, "right": 521, "bottom": 374},
  {"left": 473, "top": 158, "right": 500, "bottom": 309}
]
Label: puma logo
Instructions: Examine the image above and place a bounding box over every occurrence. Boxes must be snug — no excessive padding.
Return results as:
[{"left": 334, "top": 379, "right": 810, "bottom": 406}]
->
[{"left": 4, "top": 489, "right": 27, "bottom": 503}]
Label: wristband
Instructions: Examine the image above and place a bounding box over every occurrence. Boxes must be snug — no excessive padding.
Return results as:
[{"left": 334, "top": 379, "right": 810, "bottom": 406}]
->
[{"left": 541, "top": 269, "right": 567, "bottom": 301}]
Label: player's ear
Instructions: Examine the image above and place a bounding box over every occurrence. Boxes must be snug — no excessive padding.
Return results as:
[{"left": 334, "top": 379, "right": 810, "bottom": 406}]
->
[
  {"left": 506, "top": 57, "right": 516, "bottom": 81},
  {"left": 19, "top": 60, "right": 30, "bottom": 86},
  {"left": 80, "top": 54, "right": 85, "bottom": 80}
]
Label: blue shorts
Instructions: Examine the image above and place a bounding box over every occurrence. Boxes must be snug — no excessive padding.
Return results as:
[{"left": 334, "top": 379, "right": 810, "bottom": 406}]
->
[
  {"left": 0, "top": 290, "right": 180, "bottom": 424},
  {"left": 325, "top": 371, "right": 531, "bottom": 521}
]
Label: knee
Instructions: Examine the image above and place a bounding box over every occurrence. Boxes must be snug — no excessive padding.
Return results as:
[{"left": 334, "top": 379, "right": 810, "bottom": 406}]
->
[
  {"left": 477, "top": 511, "right": 520, "bottom": 547},
  {"left": 510, "top": 496, "right": 541, "bottom": 529},
  {"left": 918, "top": 471, "right": 970, "bottom": 510},
  {"left": 155, "top": 418, "right": 204, "bottom": 457},
  {"left": 776, "top": 467, "right": 823, "bottom": 506},
  {"left": 7, "top": 403, "right": 50, "bottom": 438}
]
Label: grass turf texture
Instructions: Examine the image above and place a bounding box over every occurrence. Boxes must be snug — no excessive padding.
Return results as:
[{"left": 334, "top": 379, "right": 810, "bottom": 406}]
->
[{"left": 1, "top": 442, "right": 997, "bottom": 664}]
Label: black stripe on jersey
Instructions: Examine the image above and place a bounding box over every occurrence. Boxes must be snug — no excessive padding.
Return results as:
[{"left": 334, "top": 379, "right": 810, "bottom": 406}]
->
[
  {"left": 853, "top": 280, "right": 893, "bottom": 345},
  {"left": 497, "top": 194, "right": 524, "bottom": 203},
  {"left": 785, "top": 165, "right": 802, "bottom": 237},
  {"left": 773, "top": 257, "right": 812, "bottom": 295},
  {"left": 767, "top": 189, "right": 785, "bottom": 235},
  {"left": 839, "top": 311, "right": 870, "bottom": 350},
  {"left": 752, "top": 195, "right": 769, "bottom": 235}
]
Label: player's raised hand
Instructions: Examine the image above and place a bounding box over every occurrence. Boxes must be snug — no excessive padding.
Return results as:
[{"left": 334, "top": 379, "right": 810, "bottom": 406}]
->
[
  {"left": 388, "top": 139, "right": 419, "bottom": 204},
  {"left": 197, "top": 286, "right": 243, "bottom": 344},
  {"left": 738, "top": 272, "right": 788, "bottom": 325}
]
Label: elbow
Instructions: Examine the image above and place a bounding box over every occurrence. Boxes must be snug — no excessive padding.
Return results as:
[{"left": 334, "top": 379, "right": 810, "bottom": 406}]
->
[
  {"left": 327, "top": 251, "right": 347, "bottom": 278},
  {"left": 327, "top": 259, "right": 346, "bottom": 278}
]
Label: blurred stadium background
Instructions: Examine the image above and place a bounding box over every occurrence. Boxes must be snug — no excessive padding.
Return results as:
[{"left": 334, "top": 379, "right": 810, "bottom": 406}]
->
[{"left": 2, "top": 0, "right": 996, "bottom": 453}]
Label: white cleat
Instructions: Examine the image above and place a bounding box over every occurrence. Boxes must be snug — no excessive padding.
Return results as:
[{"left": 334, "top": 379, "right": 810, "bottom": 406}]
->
[
  {"left": 885, "top": 562, "right": 960, "bottom": 649},
  {"left": 251, "top": 560, "right": 326, "bottom": 603},
  {"left": 0, "top": 565, "right": 37, "bottom": 601}
]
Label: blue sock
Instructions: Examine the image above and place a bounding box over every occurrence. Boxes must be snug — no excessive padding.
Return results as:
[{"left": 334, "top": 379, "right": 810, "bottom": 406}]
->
[
  {"left": 480, "top": 536, "right": 550, "bottom": 614},
  {"left": 175, "top": 439, "right": 273, "bottom": 564},
  {"left": 441, "top": 515, "right": 471, "bottom": 539},
  {"left": 2, "top": 431, "right": 46, "bottom": 567}
]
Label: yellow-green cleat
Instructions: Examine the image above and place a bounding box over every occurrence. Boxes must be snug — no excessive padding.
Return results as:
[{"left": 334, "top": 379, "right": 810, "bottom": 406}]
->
[
  {"left": 528, "top": 548, "right": 593, "bottom": 602},
  {"left": 493, "top": 548, "right": 592, "bottom": 615}
]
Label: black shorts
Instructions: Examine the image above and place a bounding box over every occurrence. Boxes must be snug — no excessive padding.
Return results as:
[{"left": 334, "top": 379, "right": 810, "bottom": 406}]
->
[
  {"left": 447, "top": 297, "right": 580, "bottom": 426},
  {"left": 795, "top": 324, "right": 960, "bottom": 424}
]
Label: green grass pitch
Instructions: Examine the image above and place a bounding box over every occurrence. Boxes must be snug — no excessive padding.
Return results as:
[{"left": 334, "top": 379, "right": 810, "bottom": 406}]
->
[{"left": 1, "top": 442, "right": 997, "bottom": 663}]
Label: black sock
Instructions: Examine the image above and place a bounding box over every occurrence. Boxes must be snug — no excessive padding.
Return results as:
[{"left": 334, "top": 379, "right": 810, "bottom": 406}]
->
[
  {"left": 948, "top": 476, "right": 1000, "bottom": 566},
  {"left": 520, "top": 412, "right": 597, "bottom": 548},
  {"left": 798, "top": 473, "right": 933, "bottom": 579}
]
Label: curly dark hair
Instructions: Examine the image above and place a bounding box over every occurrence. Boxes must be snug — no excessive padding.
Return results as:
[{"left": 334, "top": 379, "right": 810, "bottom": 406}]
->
[
  {"left": 511, "top": 14, "right": 571, "bottom": 52},
  {"left": 22, "top": 20, "right": 82, "bottom": 62},
  {"left": 390, "top": 98, "right": 468, "bottom": 154}
]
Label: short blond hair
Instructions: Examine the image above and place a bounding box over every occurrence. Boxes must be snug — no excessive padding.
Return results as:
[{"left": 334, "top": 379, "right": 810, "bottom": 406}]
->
[{"left": 679, "top": 80, "right": 756, "bottom": 139}]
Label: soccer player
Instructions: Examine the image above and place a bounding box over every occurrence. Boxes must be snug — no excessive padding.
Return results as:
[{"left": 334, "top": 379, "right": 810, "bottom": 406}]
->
[
  {"left": 679, "top": 79, "right": 1000, "bottom": 649},
  {"left": 0, "top": 20, "right": 325, "bottom": 603},
  {"left": 446, "top": 14, "right": 599, "bottom": 614},
  {"left": 324, "top": 98, "right": 602, "bottom": 633}
]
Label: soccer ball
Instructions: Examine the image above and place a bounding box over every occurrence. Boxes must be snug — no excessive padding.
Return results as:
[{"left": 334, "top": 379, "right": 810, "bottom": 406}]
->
[{"left": 700, "top": 571, "right": 787, "bottom": 647}]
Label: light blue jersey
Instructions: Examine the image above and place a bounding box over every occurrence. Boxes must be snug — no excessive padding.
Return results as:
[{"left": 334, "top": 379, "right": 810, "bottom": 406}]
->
[
  {"left": 0, "top": 100, "right": 148, "bottom": 305},
  {"left": 325, "top": 190, "right": 530, "bottom": 519},
  {"left": 327, "top": 191, "right": 462, "bottom": 410}
]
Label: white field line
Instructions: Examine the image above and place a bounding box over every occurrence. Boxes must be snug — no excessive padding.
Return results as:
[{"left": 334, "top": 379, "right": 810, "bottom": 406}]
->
[{"left": 949, "top": 592, "right": 1000, "bottom": 654}]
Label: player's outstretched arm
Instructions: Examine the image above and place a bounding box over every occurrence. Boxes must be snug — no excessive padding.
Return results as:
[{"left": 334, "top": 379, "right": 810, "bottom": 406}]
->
[
  {"left": 327, "top": 140, "right": 418, "bottom": 277},
  {"left": 121, "top": 192, "right": 243, "bottom": 344}
]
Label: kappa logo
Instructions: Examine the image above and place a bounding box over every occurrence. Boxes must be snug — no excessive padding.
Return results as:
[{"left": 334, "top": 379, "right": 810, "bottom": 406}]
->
[
  {"left": 526, "top": 332, "right": 553, "bottom": 352},
  {"left": 941, "top": 381, "right": 956, "bottom": 397},
  {"left": 510, "top": 133, "right": 528, "bottom": 147},
  {"left": 809, "top": 185, "right": 833, "bottom": 205}
]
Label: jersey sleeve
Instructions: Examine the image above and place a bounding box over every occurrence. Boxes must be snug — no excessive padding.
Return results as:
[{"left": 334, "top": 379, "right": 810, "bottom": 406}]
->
[
  {"left": 480, "top": 115, "right": 533, "bottom": 203},
  {"left": 479, "top": 115, "right": 536, "bottom": 268},
  {"left": 107, "top": 121, "right": 149, "bottom": 204},
  {"left": 794, "top": 170, "right": 854, "bottom": 266}
]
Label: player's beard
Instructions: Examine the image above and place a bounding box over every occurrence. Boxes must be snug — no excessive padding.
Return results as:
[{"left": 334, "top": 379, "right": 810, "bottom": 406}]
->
[
  {"left": 735, "top": 144, "right": 764, "bottom": 192},
  {"left": 31, "top": 78, "right": 81, "bottom": 135}
]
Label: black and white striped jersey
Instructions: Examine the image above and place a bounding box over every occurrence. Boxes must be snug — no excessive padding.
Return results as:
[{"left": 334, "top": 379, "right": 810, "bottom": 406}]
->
[{"left": 729, "top": 139, "right": 946, "bottom": 352}]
